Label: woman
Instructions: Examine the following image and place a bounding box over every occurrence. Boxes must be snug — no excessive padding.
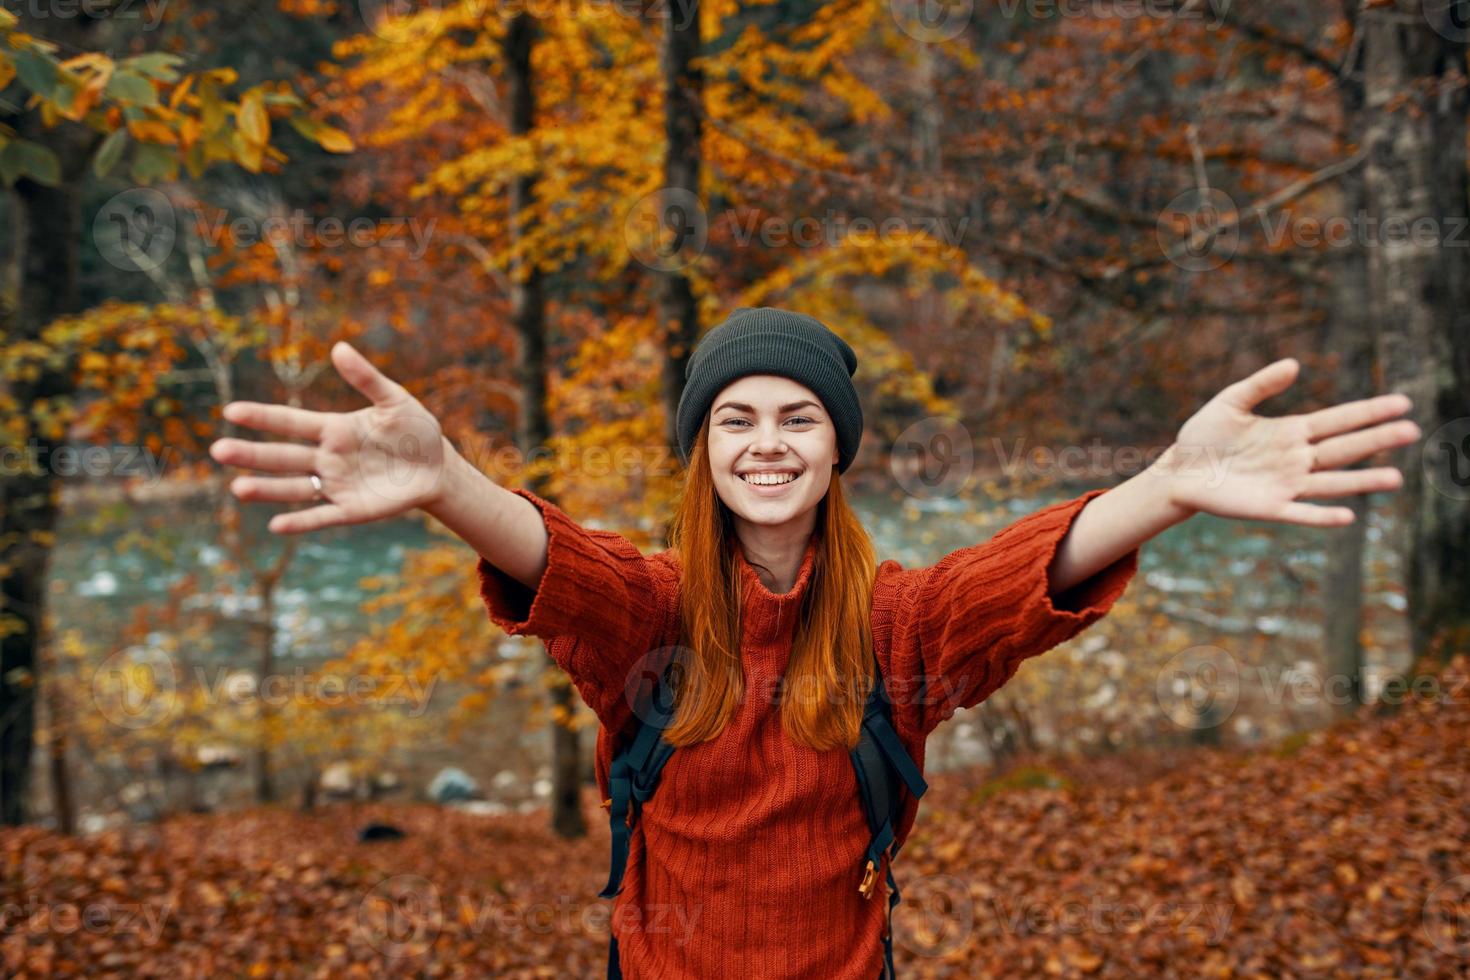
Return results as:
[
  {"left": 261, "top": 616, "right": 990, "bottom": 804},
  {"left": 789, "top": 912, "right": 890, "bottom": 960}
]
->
[{"left": 210, "top": 306, "right": 1419, "bottom": 979}]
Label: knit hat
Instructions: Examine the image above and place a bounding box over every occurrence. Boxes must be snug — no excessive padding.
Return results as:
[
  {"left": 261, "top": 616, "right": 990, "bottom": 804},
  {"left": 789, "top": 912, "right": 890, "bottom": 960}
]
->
[{"left": 675, "top": 306, "right": 863, "bottom": 474}]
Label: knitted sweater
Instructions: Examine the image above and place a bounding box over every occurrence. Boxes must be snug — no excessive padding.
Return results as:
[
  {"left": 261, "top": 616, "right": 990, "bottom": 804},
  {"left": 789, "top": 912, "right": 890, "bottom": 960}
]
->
[{"left": 476, "top": 487, "right": 1139, "bottom": 979}]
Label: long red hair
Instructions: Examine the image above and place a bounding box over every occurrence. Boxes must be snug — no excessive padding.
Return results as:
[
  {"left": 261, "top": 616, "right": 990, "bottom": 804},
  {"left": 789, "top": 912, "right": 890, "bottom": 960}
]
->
[{"left": 662, "top": 416, "right": 877, "bottom": 752}]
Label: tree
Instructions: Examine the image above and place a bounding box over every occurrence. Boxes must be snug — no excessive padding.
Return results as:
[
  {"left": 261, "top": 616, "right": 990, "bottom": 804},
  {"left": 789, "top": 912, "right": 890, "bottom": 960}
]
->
[
  {"left": 0, "top": 6, "right": 349, "bottom": 826},
  {"left": 1361, "top": 0, "right": 1470, "bottom": 668}
]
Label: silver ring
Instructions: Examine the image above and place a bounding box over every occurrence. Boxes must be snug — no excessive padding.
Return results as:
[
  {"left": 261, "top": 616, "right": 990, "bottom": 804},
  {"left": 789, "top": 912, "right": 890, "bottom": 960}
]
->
[{"left": 309, "top": 473, "right": 324, "bottom": 501}]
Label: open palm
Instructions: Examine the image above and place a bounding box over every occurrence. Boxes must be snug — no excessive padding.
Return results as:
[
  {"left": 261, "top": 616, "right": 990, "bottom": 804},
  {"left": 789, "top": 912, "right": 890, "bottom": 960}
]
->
[
  {"left": 1164, "top": 358, "right": 1420, "bottom": 526},
  {"left": 209, "top": 342, "right": 448, "bottom": 534}
]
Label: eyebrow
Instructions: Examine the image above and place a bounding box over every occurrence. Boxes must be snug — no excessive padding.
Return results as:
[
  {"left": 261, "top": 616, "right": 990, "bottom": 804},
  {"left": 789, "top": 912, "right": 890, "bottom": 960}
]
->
[{"left": 712, "top": 400, "right": 822, "bottom": 415}]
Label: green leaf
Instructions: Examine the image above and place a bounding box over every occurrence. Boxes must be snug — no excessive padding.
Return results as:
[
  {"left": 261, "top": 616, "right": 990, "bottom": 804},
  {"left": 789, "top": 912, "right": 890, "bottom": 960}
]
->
[
  {"left": 129, "top": 141, "right": 176, "bottom": 184},
  {"left": 93, "top": 128, "right": 128, "bottom": 178},
  {"left": 288, "top": 116, "right": 323, "bottom": 140},
  {"left": 262, "top": 91, "right": 305, "bottom": 109},
  {"left": 125, "top": 53, "right": 184, "bottom": 82},
  {"left": 0, "top": 140, "right": 62, "bottom": 187},
  {"left": 0, "top": 8, "right": 19, "bottom": 29},
  {"left": 12, "top": 50, "right": 62, "bottom": 99},
  {"left": 104, "top": 71, "right": 158, "bottom": 107},
  {"left": 53, "top": 78, "right": 78, "bottom": 112}
]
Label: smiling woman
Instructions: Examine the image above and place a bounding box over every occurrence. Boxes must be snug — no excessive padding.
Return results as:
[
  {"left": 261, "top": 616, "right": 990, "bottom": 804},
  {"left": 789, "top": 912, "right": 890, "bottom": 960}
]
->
[
  {"left": 470, "top": 307, "right": 1145, "bottom": 979},
  {"left": 210, "top": 304, "right": 1417, "bottom": 980}
]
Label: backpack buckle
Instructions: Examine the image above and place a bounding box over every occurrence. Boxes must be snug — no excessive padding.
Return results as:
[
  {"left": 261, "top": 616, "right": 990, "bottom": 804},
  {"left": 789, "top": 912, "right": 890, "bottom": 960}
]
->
[
  {"left": 858, "top": 859, "right": 878, "bottom": 899},
  {"left": 601, "top": 797, "right": 612, "bottom": 811}
]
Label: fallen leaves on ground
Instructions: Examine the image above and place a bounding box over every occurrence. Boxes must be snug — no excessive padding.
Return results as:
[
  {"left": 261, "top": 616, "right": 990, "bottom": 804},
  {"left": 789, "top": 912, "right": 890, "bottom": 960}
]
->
[{"left": 3, "top": 666, "right": 1468, "bottom": 978}]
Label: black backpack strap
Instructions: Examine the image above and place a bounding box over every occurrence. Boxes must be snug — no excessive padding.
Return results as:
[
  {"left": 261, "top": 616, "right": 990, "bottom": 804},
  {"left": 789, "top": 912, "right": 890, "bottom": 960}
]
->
[
  {"left": 604, "top": 653, "right": 928, "bottom": 980},
  {"left": 604, "top": 663, "right": 681, "bottom": 980},
  {"left": 600, "top": 663, "right": 679, "bottom": 901},
  {"left": 850, "top": 652, "right": 928, "bottom": 979}
]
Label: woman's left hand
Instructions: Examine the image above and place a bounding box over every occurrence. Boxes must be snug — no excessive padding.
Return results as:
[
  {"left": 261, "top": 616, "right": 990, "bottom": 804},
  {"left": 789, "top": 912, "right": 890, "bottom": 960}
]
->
[{"left": 1157, "top": 358, "right": 1420, "bottom": 526}]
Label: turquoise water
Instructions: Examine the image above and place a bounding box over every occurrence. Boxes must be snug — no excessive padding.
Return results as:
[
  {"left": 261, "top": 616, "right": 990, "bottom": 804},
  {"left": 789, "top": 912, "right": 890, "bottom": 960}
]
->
[
  {"left": 54, "top": 480, "right": 1407, "bottom": 684},
  {"left": 51, "top": 480, "right": 1408, "bottom": 813}
]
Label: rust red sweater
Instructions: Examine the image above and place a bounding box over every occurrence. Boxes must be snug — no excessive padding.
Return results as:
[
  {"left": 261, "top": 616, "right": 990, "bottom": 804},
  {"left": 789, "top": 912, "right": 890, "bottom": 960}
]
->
[{"left": 477, "top": 487, "right": 1139, "bottom": 979}]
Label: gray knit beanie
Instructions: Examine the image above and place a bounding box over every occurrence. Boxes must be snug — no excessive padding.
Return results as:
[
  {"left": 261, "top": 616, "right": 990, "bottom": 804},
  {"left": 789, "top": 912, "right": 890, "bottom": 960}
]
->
[{"left": 675, "top": 306, "right": 863, "bottom": 474}]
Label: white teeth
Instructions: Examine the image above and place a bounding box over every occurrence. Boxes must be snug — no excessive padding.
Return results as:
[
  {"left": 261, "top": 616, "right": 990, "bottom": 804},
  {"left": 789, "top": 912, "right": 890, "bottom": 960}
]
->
[{"left": 741, "top": 472, "right": 798, "bottom": 486}]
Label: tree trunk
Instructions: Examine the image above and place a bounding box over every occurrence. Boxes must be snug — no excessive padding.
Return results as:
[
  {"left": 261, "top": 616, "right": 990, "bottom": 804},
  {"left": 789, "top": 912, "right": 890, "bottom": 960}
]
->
[
  {"left": 255, "top": 587, "right": 276, "bottom": 804},
  {"left": 1321, "top": 74, "right": 1373, "bottom": 715},
  {"left": 1, "top": 6, "right": 118, "bottom": 829},
  {"left": 657, "top": 0, "right": 704, "bottom": 452},
  {"left": 45, "top": 661, "right": 75, "bottom": 834},
  {"left": 502, "top": 12, "right": 585, "bottom": 840},
  {"left": 1, "top": 137, "right": 98, "bottom": 828},
  {"left": 1360, "top": 2, "right": 1470, "bottom": 667}
]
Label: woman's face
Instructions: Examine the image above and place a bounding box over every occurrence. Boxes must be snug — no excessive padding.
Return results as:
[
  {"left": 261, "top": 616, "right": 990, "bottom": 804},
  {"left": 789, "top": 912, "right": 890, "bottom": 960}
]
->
[{"left": 705, "top": 374, "right": 839, "bottom": 532}]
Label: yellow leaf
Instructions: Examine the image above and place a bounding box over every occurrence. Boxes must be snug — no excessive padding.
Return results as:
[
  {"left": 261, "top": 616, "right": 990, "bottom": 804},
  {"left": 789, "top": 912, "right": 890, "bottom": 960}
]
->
[
  {"left": 238, "top": 90, "right": 269, "bottom": 146},
  {"left": 126, "top": 119, "right": 177, "bottom": 144},
  {"left": 235, "top": 134, "right": 263, "bottom": 173},
  {"left": 169, "top": 73, "right": 194, "bottom": 111},
  {"left": 313, "top": 124, "right": 354, "bottom": 153}
]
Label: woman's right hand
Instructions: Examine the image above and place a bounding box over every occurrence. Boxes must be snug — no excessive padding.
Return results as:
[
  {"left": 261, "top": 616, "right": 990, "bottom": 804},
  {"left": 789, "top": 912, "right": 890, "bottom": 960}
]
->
[{"left": 209, "top": 341, "right": 450, "bottom": 534}]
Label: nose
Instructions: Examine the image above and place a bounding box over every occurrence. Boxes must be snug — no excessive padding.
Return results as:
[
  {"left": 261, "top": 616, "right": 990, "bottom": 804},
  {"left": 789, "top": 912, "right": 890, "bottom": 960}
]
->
[{"left": 750, "top": 418, "right": 788, "bottom": 456}]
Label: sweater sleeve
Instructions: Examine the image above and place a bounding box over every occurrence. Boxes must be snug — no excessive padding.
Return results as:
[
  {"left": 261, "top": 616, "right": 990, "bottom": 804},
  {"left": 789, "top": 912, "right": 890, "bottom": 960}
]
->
[
  {"left": 879, "top": 487, "right": 1139, "bottom": 740},
  {"left": 475, "top": 487, "right": 680, "bottom": 737}
]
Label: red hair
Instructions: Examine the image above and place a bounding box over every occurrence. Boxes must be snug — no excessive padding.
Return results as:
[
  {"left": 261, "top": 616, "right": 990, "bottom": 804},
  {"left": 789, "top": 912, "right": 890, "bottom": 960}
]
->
[{"left": 663, "top": 416, "right": 877, "bottom": 752}]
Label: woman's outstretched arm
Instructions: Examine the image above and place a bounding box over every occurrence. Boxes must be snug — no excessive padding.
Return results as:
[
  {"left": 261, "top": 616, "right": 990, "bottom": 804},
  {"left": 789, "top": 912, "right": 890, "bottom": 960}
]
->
[
  {"left": 209, "top": 340, "right": 550, "bottom": 589},
  {"left": 1047, "top": 358, "right": 1420, "bottom": 595},
  {"left": 422, "top": 455, "right": 550, "bottom": 591},
  {"left": 211, "top": 340, "right": 680, "bottom": 726}
]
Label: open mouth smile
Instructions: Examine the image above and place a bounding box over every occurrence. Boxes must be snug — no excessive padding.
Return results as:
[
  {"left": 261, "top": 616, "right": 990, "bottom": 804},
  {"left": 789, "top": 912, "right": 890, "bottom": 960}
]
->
[{"left": 738, "top": 470, "right": 802, "bottom": 492}]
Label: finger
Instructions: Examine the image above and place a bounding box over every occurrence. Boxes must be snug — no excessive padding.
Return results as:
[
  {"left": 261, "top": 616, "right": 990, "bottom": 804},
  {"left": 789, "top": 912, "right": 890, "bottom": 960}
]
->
[
  {"left": 1299, "top": 467, "right": 1403, "bottom": 498},
  {"left": 221, "top": 401, "right": 330, "bottom": 442},
  {"left": 1300, "top": 392, "right": 1413, "bottom": 442},
  {"left": 268, "top": 503, "right": 352, "bottom": 535},
  {"left": 1277, "top": 501, "right": 1356, "bottom": 527},
  {"left": 229, "top": 474, "right": 321, "bottom": 503},
  {"left": 332, "top": 341, "right": 407, "bottom": 408},
  {"left": 1219, "top": 358, "right": 1300, "bottom": 413},
  {"left": 210, "top": 437, "right": 317, "bottom": 474},
  {"left": 1311, "top": 420, "right": 1421, "bottom": 470}
]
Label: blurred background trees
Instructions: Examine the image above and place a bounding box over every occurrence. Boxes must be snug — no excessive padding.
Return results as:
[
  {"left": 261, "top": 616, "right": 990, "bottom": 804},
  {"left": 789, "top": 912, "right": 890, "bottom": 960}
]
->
[{"left": 0, "top": 0, "right": 1465, "bottom": 849}]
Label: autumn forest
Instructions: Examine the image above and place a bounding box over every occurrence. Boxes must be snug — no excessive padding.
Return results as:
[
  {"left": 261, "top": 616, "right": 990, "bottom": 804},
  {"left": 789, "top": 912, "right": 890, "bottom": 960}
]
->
[{"left": 2, "top": 0, "right": 1469, "bottom": 977}]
